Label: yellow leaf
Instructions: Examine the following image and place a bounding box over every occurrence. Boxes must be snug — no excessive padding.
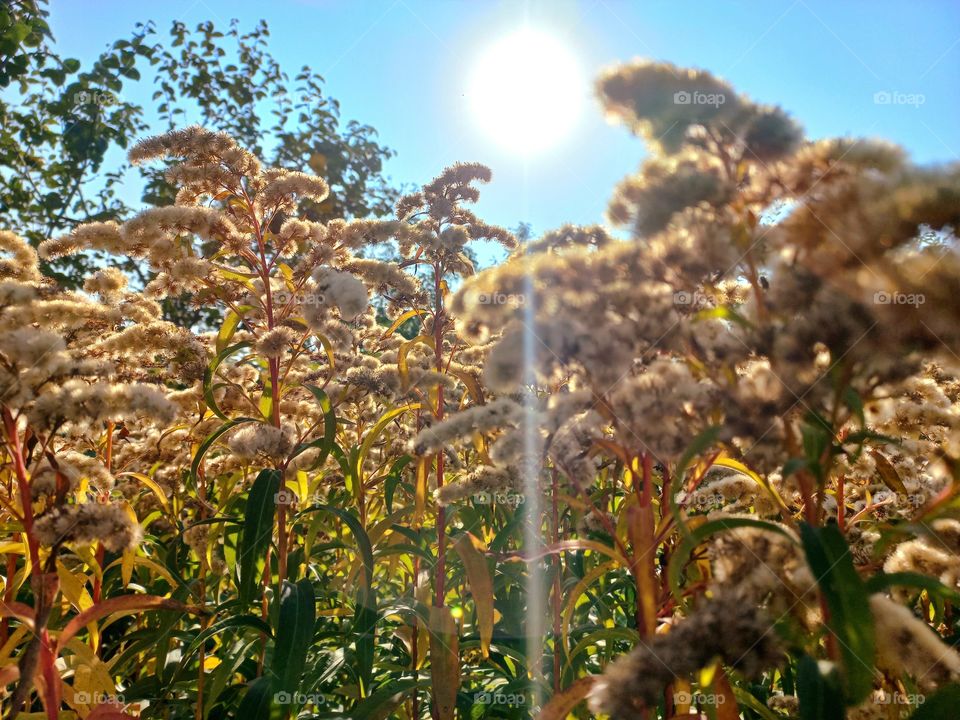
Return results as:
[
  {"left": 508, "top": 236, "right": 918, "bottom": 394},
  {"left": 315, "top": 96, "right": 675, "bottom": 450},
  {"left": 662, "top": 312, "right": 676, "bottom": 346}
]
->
[
  {"left": 428, "top": 606, "right": 460, "bottom": 720},
  {"left": 381, "top": 309, "right": 425, "bottom": 339},
  {"left": 453, "top": 534, "right": 494, "bottom": 658},
  {"left": 414, "top": 457, "right": 429, "bottom": 529},
  {"left": 116, "top": 472, "right": 169, "bottom": 511},
  {"left": 356, "top": 403, "right": 419, "bottom": 489},
  {"left": 216, "top": 307, "right": 249, "bottom": 354},
  {"left": 56, "top": 560, "right": 93, "bottom": 612},
  {"left": 397, "top": 334, "right": 433, "bottom": 387}
]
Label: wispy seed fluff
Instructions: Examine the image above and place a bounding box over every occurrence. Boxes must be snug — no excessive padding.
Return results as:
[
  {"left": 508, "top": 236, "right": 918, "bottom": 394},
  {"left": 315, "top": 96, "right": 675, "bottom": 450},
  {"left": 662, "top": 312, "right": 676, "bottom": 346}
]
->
[
  {"left": 307, "top": 267, "right": 369, "bottom": 323},
  {"left": 256, "top": 326, "right": 299, "bottom": 358},
  {"left": 258, "top": 170, "right": 330, "bottom": 209},
  {"left": 28, "top": 381, "right": 177, "bottom": 429},
  {"left": 34, "top": 502, "right": 142, "bottom": 552},
  {"left": 436, "top": 465, "right": 516, "bottom": 505},
  {"left": 870, "top": 593, "right": 960, "bottom": 689},
  {"left": 228, "top": 423, "right": 295, "bottom": 462},
  {"left": 83, "top": 267, "right": 128, "bottom": 299},
  {"left": 411, "top": 398, "right": 521, "bottom": 454},
  {"left": 0, "top": 231, "right": 41, "bottom": 281},
  {"left": 589, "top": 593, "right": 783, "bottom": 718}
]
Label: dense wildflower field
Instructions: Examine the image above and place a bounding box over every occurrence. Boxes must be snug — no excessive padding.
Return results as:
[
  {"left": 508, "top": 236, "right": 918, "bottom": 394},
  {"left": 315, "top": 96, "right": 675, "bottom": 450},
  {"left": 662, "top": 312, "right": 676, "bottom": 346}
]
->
[{"left": 2, "top": 55, "right": 960, "bottom": 720}]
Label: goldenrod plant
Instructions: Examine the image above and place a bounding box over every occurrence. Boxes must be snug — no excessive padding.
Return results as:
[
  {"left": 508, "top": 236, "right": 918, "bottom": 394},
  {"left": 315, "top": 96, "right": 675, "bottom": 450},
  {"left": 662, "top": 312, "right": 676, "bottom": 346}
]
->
[{"left": 1, "top": 59, "right": 959, "bottom": 720}]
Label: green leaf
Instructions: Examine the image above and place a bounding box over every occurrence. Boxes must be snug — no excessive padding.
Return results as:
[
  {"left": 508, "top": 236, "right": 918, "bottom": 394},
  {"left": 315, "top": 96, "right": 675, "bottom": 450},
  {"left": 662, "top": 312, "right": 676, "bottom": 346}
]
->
[
  {"left": 270, "top": 578, "right": 316, "bottom": 697},
  {"left": 800, "top": 523, "right": 875, "bottom": 704},
  {"left": 298, "top": 504, "right": 374, "bottom": 589},
  {"left": 203, "top": 341, "right": 251, "bottom": 421},
  {"left": 290, "top": 384, "right": 338, "bottom": 468},
  {"left": 238, "top": 469, "right": 281, "bottom": 605},
  {"left": 384, "top": 455, "right": 412, "bottom": 514},
  {"left": 910, "top": 683, "right": 960, "bottom": 719},
  {"left": 236, "top": 675, "right": 273, "bottom": 720},
  {"left": 866, "top": 571, "right": 960, "bottom": 604},
  {"left": 353, "top": 585, "right": 377, "bottom": 697},
  {"left": 797, "top": 654, "right": 845, "bottom": 720},
  {"left": 351, "top": 678, "right": 427, "bottom": 720}
]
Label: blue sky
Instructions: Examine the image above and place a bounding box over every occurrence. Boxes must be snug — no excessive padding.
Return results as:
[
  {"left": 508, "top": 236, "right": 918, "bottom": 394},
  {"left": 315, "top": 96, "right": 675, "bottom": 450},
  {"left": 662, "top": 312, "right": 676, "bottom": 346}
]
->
[{"left": 49, "top": 0, "right": 960, "bottom": 253}]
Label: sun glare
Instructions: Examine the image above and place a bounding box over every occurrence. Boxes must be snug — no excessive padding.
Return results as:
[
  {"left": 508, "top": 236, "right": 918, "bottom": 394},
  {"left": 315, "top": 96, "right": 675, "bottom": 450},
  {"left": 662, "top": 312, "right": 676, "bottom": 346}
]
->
[{"left": 470, "top": 28, "right": 584, "bottom": 154}]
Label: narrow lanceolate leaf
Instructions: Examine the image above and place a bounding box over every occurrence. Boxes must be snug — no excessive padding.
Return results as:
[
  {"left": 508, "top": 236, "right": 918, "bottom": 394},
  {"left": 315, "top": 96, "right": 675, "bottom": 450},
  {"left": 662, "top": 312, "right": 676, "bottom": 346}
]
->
[
  {"left": 292, "top": 384, "right": 337, "bottom": 468},
  {"left": 909, "top": 684, "right": 960, "bottom": 719},
  {"left": 711, "top": 667, "right": 741, "bottom": 720},
  {"left": 453, "top": 534, "right": 494, "bottom": 658},
  {"left": 215, "top": 306, "right": 252, "bottom": 354},
  {"left": 539, "top": 676, "right": 597, "bottom": 720},
  {"left": 57, "top": 595, "right": 203, "bottom": 648},
  {"left": 236, "top": 675, "right": 273, "bottom": 720},
  {"left": 800, "top": 523, "right": 875, "bottom": 704},
  {"left": 428, "top": 606, "right": 460, "bottom": 720},
  {"left": 354, "top": 585, "right": 377, "bottom": 697},
  {"left": 351, "top": 679, "right": 428, "bottom": 720},
  {"left": 270, "top": 579, "right": 316, "bottom": 697},
  {"left": 203, "top": 341, "right": 251, "bottom": 420},
  {"left": 355, "top": 403, "right": 419, "bottom": 489},
  {"left": 380, "top": 308, "right": 424, "bottom": 338},
  {"left": 797, "top": 654, "right": 844, "bottom": 720},
  {"left": 238, "top": 469, "right": 281, "bottom": 605}
]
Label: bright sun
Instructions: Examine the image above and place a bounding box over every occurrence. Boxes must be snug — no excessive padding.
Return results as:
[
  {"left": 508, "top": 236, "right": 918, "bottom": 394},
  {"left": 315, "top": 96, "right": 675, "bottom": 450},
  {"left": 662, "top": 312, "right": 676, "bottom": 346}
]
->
[{"left": 470, "top": 28, "right": 584, "bottom": 155}]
